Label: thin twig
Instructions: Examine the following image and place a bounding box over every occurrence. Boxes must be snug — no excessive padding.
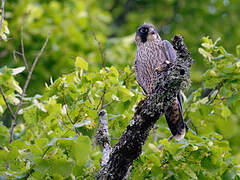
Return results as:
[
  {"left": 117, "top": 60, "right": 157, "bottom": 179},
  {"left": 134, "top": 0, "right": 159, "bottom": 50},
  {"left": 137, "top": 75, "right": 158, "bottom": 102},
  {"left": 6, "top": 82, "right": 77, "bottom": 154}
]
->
[
  {"left": 207, "top": 80, "right": 225, "bottom": 104},
  {"left": 65, "top": 108, "right": 74, "bottom": 124},
  {"left": 63, "top": 104, "right": 74, "bottom": 124},
  {"left": 186, "top": 119, "right": 198, "bottom": 135},
  {"left": 62, "top": 95, "right": 80, "bottom": 135},
  {"left": 92, "top": 31, "right": 105, "bottom": 67},
  {"left": 153, "top": 124, "right": 158, "bottom": 142},
  {"left": 15, "top": 32, "right": 50, "bottom": 116},
  {"left": 102, "top": 100, "right": 115, "bottom": 109},
  {"left": 157, "top": 135, "right": 174, "bottom": 150},
  {"left": 0, "top": 0, "right": 5, "bottom": 33},
  {"left": 0, "top": 37, "right": 13, "bottom": 41},
  {"left": 9, "top": 33, "right": 50, "bottom": 143},
  {"left": 13, "top": 50, "right": 23, "bottom": 55},
  {"left": 0, "top": 85, "right": 15, "bottom": 120},
  {"left": 20, "top": 15, "right": 29, "bottom": 72},
  {"left": 24, "top": 168, "right": 34, "bottom": 180},
  {"left": 57, "top": 116, "right": 80, "bottom": 136},
  {"left": 123, "top": 70, "right": 134, "bottom": 83},
  {"left": 65, "top": 108, "right": 80, "bottom": 135},
  {"left": 96, "top": 88, "right": 106, "bottom": 111},
  {"left": 12, "top": 50, "right": 23, "bottom": 61}
]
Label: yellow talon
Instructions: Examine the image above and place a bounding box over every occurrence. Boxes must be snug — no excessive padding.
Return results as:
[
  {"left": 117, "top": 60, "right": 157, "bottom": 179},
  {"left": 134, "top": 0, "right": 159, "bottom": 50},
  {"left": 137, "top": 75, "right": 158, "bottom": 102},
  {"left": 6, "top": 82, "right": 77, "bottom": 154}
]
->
[{"left": 156, "top": 66, "right": 162, "bottom": 72}]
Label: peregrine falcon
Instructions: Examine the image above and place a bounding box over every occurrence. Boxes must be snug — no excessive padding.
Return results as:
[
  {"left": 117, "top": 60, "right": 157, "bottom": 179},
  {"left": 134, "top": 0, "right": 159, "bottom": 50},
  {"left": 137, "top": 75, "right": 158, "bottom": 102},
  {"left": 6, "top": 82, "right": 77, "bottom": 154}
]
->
[{"left": 134, "top": 23, "right": 187, "bottom": 140}]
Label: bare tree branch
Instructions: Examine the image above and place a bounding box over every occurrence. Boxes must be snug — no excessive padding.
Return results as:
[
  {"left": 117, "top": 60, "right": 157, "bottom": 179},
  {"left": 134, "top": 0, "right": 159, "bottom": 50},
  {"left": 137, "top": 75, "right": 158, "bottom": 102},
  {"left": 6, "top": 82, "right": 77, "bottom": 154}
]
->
[
  {"left": 92, "top": 31, "right": 105, "bottom": 68},
  {"left": 0, "top": 85, "right": 15, "bottom": 120},
  {"left": 20, "top": 15, "right": 29, "bottom": 72},
  {"left": 15, "top": 32, "right": 50, "bottom": 115},
  {"left": 207, "top": 80, "right": 225, "bottom": 104},
  {"left": 13, "top": 50, "right": 22, "bottom": 61},
  {"left": 186, "top": 119, "right": 198, "bottom": 135},
  {"left": 98, "top": 35, "right": 193, "bottom": 179},
  {"left": 0, "top": 0, "right": 5, "bottom": 33},
  {"left": 9, "top": 32, "right": 50, "bottom": 143},
  {"left": 63, "top": 102, "right": 80, "bottom": 135}
]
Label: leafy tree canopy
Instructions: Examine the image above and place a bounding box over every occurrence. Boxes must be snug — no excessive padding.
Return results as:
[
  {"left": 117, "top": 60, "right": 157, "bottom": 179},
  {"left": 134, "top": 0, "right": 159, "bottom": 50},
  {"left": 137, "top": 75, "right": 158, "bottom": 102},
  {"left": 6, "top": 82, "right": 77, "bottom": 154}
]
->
[{"left": 0, "top": 0, "right": 240, "bottom": 179}]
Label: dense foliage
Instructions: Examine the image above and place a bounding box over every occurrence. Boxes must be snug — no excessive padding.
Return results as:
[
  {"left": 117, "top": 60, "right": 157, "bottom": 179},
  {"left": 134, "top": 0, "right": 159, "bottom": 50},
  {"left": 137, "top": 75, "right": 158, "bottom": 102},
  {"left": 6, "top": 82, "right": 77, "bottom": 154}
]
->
[
  {"left": 0, "top": 0, "right": 240, "bottom": 179},
  {"left": 1, "top": 0, "right": 240, "bottom": 92}
]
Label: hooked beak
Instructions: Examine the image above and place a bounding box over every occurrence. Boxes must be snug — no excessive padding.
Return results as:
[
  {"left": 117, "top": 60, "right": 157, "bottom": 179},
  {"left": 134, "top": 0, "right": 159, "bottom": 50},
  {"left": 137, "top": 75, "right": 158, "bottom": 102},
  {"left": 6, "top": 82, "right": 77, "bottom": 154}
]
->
[{"left": 149, "top": 28, "right": 155, "bottom": 34}]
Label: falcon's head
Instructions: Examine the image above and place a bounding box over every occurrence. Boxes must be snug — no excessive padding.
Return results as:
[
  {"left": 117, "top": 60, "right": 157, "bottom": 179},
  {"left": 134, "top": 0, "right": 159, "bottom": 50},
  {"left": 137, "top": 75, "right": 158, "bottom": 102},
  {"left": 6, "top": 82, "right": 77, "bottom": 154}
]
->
[{"left": 135, "top": 23, "right": 161, "bottom": 44}]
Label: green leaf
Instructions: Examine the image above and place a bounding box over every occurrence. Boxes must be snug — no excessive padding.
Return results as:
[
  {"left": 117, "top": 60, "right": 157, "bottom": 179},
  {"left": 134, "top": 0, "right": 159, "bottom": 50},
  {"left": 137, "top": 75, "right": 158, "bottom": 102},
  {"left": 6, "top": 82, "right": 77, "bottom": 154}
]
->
[
  {"left": 218, "top": 46, "right": 230, "bottom": 57},
  {"left": 71, "top": 136, "right": 91, "bottom": 165},
  {"left": 74, "top": 120, "right": 91, "bottom": 128},
  {"left": 236, "top": 45, "right": 240, "bottom": 57},
  {"left": 109, "top": 66, "right": 119, "bottom": 77},
  {"left": 0, "top": 20, "right": 9, "bottom": 41},
  {"left": 50, "top": 159, "right": 73, "bottom": 177},
  {"left": 198, "top": 48, "right": 213, "bottom": 60},
  {"left": 75, "top": 56, "right": 88, "bottom": 70},
  {"left": 220, "top": 104, "right": 231, "bottom": 118},
  {"left": 34, "top": 159, "right": 51, "bottom": 174},
  {"left": 23, "top": 106, "right": 38, "bottom": 125},
  {"left": 0, "top": 123, "right": 9, "bottom": 146},
  {"left": 11, "top": 67, "right": 25, "bottom": 75},
  {"left": 118, "top": 86, "right": 134, "bottom": 102},
  {"left": 183, "top": 165, "right": 198, "bottom": 180}
]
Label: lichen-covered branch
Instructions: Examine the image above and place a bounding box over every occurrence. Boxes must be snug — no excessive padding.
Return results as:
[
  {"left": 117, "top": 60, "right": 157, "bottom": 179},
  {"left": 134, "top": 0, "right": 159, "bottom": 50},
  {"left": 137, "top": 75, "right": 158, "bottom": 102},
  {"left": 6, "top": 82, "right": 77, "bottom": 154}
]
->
[
  {"left": 98, "top": 35, "right": 193, "bottom": 180},
  {"left": 96, "top": 109, "right": 112, "bottom": 179}
]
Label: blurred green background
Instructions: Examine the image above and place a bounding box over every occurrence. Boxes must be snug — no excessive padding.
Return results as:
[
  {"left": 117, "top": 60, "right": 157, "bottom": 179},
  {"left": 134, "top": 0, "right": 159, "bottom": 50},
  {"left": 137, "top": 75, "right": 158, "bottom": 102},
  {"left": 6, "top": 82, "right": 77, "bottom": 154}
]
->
[
  {"left": 1, "top": 0, "right": 240, "bottom": 95},
  {"left": 1, "top": 0, "right": 240, "bottom": 178}
]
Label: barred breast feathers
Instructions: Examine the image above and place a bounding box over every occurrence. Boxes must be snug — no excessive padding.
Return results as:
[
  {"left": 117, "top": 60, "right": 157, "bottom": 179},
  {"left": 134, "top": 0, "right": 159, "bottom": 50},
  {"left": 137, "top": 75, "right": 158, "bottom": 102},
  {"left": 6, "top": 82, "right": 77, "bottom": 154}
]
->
[{"left": 135, "top": 40, "right": 166, "bottom": 94}]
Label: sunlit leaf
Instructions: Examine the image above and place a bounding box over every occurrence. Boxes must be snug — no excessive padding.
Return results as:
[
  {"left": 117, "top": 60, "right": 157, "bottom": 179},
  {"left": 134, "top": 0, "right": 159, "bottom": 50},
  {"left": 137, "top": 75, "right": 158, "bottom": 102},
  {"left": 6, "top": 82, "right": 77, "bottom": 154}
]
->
[
  {"left": 11, "top": 67, "right": 25, "bottom": 75},
  {"left": 75, "top": 56, "right": 88, "bottom": 70}
]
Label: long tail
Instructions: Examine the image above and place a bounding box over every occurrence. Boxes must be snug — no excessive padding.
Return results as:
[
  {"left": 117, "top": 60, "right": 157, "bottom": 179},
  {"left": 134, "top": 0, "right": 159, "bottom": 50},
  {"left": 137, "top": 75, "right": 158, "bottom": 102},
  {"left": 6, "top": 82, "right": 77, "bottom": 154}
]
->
[{"left": 165, "top": 92, "right": 188, "bottom": 140}]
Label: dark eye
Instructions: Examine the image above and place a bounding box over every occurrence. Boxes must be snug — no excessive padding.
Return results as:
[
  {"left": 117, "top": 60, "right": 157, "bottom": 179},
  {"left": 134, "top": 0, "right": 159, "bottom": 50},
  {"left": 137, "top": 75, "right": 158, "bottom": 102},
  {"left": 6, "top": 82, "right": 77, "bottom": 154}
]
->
[{"left": 140, "top": 27, "right": 148, "bottom": 33}]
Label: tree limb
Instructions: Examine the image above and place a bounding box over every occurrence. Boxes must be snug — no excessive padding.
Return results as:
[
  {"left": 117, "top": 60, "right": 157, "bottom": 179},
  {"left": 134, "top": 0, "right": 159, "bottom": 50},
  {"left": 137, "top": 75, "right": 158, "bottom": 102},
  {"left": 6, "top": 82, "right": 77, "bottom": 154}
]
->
[
  {"left": 20, "top": 14, "right": 29, "bottom": 72},
  {"left": 98, "top": 35, "right": 193, "bottom": 179},
  {"left": 9, "top": 32, "right": 50, "bottom": 143},
  {"left": 96, "top": 109, "right": 112, "bottom": 179}
]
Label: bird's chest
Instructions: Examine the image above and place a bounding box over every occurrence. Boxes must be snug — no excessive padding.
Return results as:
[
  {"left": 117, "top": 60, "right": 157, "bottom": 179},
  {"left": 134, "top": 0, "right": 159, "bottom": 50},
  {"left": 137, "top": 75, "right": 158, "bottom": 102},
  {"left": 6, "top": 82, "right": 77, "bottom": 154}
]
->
[{"left": 136, "top": 43, "right": 163, "bottom": 70}]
